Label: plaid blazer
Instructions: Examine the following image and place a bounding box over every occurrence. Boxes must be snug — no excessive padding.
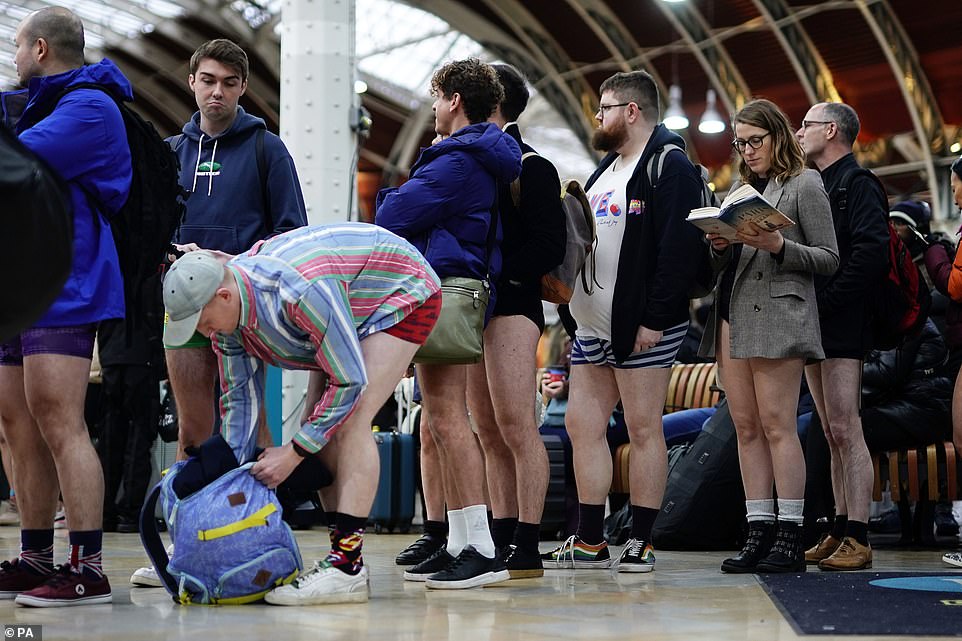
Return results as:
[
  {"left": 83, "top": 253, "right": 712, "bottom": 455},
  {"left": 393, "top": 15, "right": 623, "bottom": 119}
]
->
[{"left": 700, "top": 169, "right": 839, "bottom": 360}]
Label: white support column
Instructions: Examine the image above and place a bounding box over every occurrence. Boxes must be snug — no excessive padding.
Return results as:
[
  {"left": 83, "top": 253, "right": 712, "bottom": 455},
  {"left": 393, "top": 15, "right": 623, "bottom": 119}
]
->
[{"left": 279, "top": 0, "right": 357, "bottom": 442}]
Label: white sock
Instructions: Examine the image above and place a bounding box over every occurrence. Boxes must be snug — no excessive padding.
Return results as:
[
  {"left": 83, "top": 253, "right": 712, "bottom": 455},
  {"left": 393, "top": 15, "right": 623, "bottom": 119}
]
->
[
  {"left": 777, "top": 498, "right": 804, "bottom": 525},
  {"left": 446, "top": 509, "right": 466, "bottom": 557},
  {"left": 746, "top": 499, "right": 775, "bottom": 523},
  {"left": 462, "top": 504, "right": 496, "bottom": 558}
]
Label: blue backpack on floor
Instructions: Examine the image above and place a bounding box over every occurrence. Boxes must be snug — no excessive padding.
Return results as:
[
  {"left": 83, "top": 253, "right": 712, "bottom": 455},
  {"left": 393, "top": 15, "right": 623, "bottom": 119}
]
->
[{"left": 140, "top": 437, "right": 303, "bottom": 605}]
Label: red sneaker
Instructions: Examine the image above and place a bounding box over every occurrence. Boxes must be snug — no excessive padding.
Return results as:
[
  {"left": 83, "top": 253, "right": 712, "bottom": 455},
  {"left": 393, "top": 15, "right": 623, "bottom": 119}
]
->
[
  {"left": 0, "top": 559, "right": 52, "bottom": 599},
  {"left": 15, "top": 564, "right": 111, "bottom": 607}
]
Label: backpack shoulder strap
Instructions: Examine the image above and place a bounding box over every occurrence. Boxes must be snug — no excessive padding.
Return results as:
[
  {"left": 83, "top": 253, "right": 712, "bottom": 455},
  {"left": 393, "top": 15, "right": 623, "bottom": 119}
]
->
[
  {"left": 138, "top": 483, "right": 178, "bottom": 596},
  {"left": 646, "top": 143, "right": 686, "bottom": 189},
  {"left": 169, "top": 134, "right": 186, "bottom": 153},
  {"left": 255, "top": 128, "right": 273, "bottom": 236},
  {"left": 835, "top": 166, "right": 881, "bottom": 214},
  {"left": 509, "top": 151, "right": 540, "bottom": 208}
]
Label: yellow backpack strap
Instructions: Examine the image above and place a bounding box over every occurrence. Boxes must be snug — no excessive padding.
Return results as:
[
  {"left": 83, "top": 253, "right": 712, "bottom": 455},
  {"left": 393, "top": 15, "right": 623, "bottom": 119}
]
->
[
  {"left": 197, "top": 503, "right": 277, "bottom": 541},
  {"left": 509, "top": 151, "right": 540, "bottom": 208}
]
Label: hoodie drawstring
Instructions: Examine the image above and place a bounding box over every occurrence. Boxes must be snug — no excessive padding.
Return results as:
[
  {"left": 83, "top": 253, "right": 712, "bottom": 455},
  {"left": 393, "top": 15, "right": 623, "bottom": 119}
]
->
[
  {"left": 191, "top": 133, "right": 205, "bottom": 194},
  {"left": 207, "top": 140, "right": 218, "bottom": 197}
]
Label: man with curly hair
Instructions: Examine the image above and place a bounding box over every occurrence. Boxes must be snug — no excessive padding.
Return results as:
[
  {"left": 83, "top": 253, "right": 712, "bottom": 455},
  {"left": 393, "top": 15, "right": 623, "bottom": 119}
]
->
[{"left": 377, "top": 58, "right": 521, "bottom": 589}]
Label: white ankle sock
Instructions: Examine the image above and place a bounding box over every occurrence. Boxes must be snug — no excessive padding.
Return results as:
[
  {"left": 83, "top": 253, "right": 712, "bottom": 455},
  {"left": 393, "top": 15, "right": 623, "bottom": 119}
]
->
[
  {"left": 777, "top": 498, "right": 804, "bottom": 525},
  {"left": 746, "top": 499, "right": 775, "bottom": 523},
  {"left": 446, "top": 509, "right": 466, "bottom": 557},
  {"left": 462, "top": 504, "right": 496, "bottom": 558}
]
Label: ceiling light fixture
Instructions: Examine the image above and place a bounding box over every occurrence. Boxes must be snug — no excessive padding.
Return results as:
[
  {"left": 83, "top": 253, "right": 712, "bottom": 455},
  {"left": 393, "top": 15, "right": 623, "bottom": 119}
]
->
[
  {"left": 663, "top": 84, "right": 689, "bottom": 130},
  {"left": 698, "top": 89, "right": 725, "bottom": 134}
]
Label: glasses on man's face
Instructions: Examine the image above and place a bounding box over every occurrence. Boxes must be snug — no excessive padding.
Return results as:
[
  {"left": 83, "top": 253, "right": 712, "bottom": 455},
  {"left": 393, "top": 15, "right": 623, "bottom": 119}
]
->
[
  {"left": 801, "top": 120, "right": 833, "bottom": 130},
  {"left": 731, "top": 132, "right": 771, "bottom": 152},
  {"left": 596, "top": 102, "right": 632, "bottom": 117}
]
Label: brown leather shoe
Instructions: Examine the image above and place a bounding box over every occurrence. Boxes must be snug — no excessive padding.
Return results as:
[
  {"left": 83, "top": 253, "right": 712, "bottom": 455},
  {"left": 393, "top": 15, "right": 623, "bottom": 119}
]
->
[
  {"left": 817, "top": 537, "right": 872, "bottom": 571},
  {"left": 804, "top": 533, "right": 841, "bottom": 564}
]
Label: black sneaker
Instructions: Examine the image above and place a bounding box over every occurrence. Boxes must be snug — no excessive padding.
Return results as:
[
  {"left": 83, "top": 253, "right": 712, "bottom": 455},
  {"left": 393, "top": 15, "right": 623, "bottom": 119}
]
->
[
  {"left": 504, "top": 545, "right": 544, "bottom": 579},
  {"left": 395, "top": 534, "right": 446, "bottom": 566},
  {"left": 424, "top": 546, "right": 510, "bottom": 589},
  {"left": 615, "top": 538, "right": 655, "bottom": 573},
  {"left": 402, "top": 547, "right": 455, "bottom": 582}
]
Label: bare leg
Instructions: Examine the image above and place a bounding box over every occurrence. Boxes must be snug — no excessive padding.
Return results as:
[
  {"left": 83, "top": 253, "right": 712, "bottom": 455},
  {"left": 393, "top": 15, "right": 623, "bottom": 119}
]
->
[
  {"left": 166, "top": 347, "right": 218, "bottom": 461},
  {"left": 614, "top": 366, "right": 672, "bottom": 510},
  {"left": 24, "top": 354, "right": 103, "bottom": 531},
  {"left": 565, "top": 364, "right": 621, "bottom": 504},
  {"left": 467, "top": 359, "right": 516, "bottom": 519},
  {"left": 0, "top": 366, "right": 58, "bottom": 528}
]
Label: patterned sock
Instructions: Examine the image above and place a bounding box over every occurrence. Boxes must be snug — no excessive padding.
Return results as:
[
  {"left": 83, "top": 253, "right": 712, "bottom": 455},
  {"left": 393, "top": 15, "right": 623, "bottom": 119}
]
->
[
  {"left": 576, "top": 503, "right": 606, "bottom": 545},
  {"left": 69, "top": 530, "right": 104, "bottom": 579},
  {"left": 513, "top": 521, "right": 540, "bottom": 554},
  {"left": 326, "top": 511, "right": 338, "bottom": 546},
  {"left": 19, "top": 529, "right": 54, "bottom": 576},
  {"left": 327, "top": 513, "right": 366, "bottom": 575},
  {"left": 630, "top": 505, "right": 659, "bottom": 542},
  {"left": 491, "top": 517, "right": 518, "bottom": 549},
  {"left": 831, "top": 514, "right": 848, "bottom": 540},
  {"left": 846, "top": 520, "right": 869, "bottom": 546}
]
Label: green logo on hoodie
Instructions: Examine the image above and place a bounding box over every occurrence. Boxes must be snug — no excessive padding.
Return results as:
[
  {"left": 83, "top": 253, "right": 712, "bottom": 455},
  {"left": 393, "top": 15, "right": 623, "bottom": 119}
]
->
[{"left": 197, "top": 161, "right": 222, "bottom": 173}]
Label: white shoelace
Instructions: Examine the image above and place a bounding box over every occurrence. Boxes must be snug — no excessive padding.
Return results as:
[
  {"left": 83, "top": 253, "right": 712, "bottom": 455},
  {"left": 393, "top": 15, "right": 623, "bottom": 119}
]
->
[
  {"left": 553, "top": 535, "right": 579, "bottom": 569},
  {"left": 619, "top": 539, "right": 644, "bottom": 564}
]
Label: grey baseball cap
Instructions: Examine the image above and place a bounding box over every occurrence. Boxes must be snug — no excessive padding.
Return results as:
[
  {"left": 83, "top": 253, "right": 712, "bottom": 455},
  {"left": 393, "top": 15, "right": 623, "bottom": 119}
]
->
[{"left": 163, "top": 251, "right": 225, "bottom": 347}]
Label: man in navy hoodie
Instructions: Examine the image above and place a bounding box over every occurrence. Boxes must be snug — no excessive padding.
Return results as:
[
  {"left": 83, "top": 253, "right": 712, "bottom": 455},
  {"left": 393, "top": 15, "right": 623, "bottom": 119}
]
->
[
  {"left": 0, "top": 6, "right": 129, "bottom": 606},
  {"left": 542, "top": 71, "right": 704, "bottom": 574},
  {"left": 130, "top": 38, "right": 307, "bottom": 588}
]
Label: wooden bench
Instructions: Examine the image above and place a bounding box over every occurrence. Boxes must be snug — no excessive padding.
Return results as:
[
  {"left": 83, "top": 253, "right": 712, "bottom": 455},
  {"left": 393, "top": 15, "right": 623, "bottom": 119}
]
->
[
  {"left": 871, "top": 441, "right": 960, "bottom": 541},
  {"left": 611, "top": 362, "right": 720, "bottom": 494}
]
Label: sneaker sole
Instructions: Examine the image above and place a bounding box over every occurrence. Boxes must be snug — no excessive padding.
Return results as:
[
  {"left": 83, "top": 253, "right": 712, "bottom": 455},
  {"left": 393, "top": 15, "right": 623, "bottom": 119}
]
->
[
  {"left": 265, "top": 589, "right": 368, "bottom": 605},
  {"left": 425, "top": 569, "right": 510, "bottom": 590},
  {"left": 130, "top": 576, "right": 163, "bottom": 588},
  {"left": 15, "top": 593, "right": 112, "bottom": 607},
  {"left": 617, "top": 564, "right": 654, "bottom": 574},
  {"left": 943, "top": 556, "right": 962, "bottom": 568},
  {"left": 507, "top": 568, "right": 544, "bottom": 579},
  {"left": 402, "top": 571, "right": 431, "bottom": 582},
  {"left": 543, "top": 560, "right": 612, "bottom": 570}
]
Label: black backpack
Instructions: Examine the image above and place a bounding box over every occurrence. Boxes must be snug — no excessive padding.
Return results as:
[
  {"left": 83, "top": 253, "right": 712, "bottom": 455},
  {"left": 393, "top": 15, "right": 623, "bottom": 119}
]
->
[
  {"left": 42, "top": 83, "right": 185, "bottom": 337},
  {"left": 0, "top": 125, "right": 73, "bottom": 341},
  {"left": 647, "top": 144, "right": 718, "bottom": 298},
  {"left": 835, "top": 168, "right": 931, "bottom": 350}
]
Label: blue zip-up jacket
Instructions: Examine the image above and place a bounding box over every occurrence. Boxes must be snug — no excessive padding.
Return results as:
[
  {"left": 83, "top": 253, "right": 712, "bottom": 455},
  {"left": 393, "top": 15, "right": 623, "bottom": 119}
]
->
[
  {"left": 170, "top": 107, "right": 307, "bottom": 255},
  {"left": 375, "top": 122, "right": 521, "bottom": 287},
  {"left": 17, "top": 59, "right": 130, "bottom": 326}
]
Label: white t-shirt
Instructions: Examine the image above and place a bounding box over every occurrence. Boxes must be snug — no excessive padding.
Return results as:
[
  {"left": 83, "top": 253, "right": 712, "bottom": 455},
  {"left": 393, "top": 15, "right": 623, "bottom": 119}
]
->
[{"left": 568, "top": 154, "right": 642, "bottom": 340}]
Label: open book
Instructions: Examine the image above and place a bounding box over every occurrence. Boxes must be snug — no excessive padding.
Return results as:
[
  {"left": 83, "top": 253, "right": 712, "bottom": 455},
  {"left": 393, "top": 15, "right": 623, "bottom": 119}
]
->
[{"left": 686, "top": 184, "right": 795, "bottom": 242}]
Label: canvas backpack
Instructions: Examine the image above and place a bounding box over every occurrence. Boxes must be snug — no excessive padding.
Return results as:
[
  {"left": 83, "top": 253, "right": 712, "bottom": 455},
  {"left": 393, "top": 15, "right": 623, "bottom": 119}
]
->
[
  {"left": 510, "top": 152, "right": 598, "bottom": 304},
  {"left": 647, "top": 144, "right": 718, "bottom": 298},
  {"left": 835, "top": 168, "right": 931, "bottom": 350},
  {"left": 0, "top": 124, "right": 72, "bottom": 340},
  {"left": 42, "top": 83, "right": 186, "bottom": 338},
  {"left": 140, "top": 457, "right": 303, "bottom": 604}
]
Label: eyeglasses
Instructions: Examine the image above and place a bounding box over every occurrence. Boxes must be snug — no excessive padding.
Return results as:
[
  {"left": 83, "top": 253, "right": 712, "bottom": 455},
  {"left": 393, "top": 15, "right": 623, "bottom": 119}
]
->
[
  {"left": 596, "top": 102, "right": 632, "bottom": 116},
  {"left": 731, "top": 132, "right": 771, "bottom": 152},
  {"left": 801, "top": 120, "right": 834, "bottom": 130}
]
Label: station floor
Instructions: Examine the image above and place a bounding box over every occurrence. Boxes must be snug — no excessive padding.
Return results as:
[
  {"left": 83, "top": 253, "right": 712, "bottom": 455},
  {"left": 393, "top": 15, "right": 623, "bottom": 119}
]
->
[{"left": 0, "top": 527, "right": 955, "bottom": 641}]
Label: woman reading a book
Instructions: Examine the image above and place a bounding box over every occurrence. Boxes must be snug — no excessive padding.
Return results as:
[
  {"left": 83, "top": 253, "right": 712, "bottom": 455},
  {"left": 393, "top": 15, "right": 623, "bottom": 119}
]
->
[{"left": 698, "top": 99, "right": 839, "bottom": 574}]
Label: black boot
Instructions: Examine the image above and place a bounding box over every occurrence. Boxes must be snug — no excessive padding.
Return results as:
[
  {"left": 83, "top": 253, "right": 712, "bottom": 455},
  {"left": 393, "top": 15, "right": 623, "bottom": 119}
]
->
[
  {"left": 721, "top": 521, "right": 776, "bottom": 574},
  {"left": 756, "top": 521, "right": 806, "bottom": 573}
]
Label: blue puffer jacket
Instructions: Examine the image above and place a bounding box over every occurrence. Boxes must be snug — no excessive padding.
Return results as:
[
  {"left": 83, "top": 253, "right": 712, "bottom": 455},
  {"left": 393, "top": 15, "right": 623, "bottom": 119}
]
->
[
  {"left": 17, "top": 59, "right": 130, "bottom": 326},
  {"left": 375, "top": 122, "right": 521, "bottom": 285}
]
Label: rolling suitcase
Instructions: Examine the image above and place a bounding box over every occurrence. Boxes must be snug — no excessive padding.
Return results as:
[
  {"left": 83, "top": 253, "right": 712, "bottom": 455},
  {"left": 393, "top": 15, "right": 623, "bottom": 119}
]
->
[{"left": 370, "top": 430, "right": 416, "bottom": 533}]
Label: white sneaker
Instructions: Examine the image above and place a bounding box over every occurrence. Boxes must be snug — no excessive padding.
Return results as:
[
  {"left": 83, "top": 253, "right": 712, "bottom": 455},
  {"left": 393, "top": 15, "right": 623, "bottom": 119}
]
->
[
  {"left": 130, "top": 545, "right": 173, "bottom": 588},
  {"left": 943, "top": 552, "right": 962, "bottom": 568},
  {"left": 0, "top": 500, "right": 19, "bottom": 527},
  {"left": 265, "top": 561, "right": 369, "bottom": 605}
]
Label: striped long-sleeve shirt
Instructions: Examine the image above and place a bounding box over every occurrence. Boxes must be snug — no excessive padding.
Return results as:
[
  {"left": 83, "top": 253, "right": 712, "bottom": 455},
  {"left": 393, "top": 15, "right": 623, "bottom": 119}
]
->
[{"left": 213, "top": 223, "right": 440, "bottom": 462}]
